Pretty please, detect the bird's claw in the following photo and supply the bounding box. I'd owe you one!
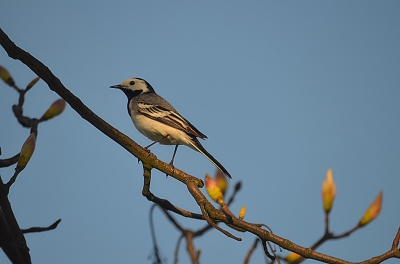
[165,161,175,178]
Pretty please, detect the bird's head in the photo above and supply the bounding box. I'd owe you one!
[110,77,155,98]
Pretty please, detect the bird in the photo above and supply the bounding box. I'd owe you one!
[110,77,231,178]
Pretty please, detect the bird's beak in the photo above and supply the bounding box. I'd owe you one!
[110,84,122,89]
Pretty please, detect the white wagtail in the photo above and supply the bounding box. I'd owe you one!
[110,78,231,178]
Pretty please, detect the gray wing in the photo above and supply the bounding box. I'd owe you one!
[137,100,207,139]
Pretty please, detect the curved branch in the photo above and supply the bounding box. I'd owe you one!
[0,153,20,168]
[142,164,204,219]
[173,235,183,264]
[22,219,61,234]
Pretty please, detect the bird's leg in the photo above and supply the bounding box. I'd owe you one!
[138,135,169,164]
[169,145,179,166]
[144,135,169,150]
[166,145,179,177]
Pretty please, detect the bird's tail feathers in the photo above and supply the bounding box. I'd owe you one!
[188,138,232,179]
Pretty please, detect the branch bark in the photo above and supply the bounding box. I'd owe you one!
[0,177,31,264]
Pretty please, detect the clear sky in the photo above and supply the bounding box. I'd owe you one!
[1,1,399,263]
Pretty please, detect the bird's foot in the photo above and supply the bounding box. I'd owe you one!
[166,161,175,178]
[137,148,153,164]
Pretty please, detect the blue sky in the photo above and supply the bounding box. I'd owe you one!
[1,1,399,263]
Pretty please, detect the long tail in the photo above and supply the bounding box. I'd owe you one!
[188,138,232,179]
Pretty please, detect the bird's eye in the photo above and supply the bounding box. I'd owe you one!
[130,81,135,85]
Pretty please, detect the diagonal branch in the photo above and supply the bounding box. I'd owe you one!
[0,210,21,264]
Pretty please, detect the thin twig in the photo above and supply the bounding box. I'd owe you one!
[22,219,61,234]
[244,238,259,264]
[199,202,241,241]
[159,207,185,233]
[184,230,198,264]
[173,235,183,264]
[0,153,20,168]
[148,205,165,264]
[142,165,204,219]
[226,181,242,206]
[291,221,361,263]
[261,239,275,261]
[391,227,400,249]
[6,168,22,189]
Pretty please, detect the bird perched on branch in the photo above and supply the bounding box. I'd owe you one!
[110,77,231,178]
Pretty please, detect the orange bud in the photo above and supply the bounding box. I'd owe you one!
[285,252,301,262]
[205,174,224,205]
[17,133,36,169]
[359,191,383,227]
[0,66,15,86]
[239,206,246,220]
[215,169,228,195]
[322,168,336,213]
[40,99,66,121]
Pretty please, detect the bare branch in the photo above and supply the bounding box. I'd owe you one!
[0,177,31,264]
[22,219,61,234]
[243,238,259,264]
[261,239,275,261]
[173,235,183,264]
[184,231,198,264]
[391,227,400,250]
[0,153,20,168]
[0,210,20,264]
[142,165,204,219]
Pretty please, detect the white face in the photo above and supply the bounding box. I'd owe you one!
[119,78,151,93]
[110,77,155,97]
